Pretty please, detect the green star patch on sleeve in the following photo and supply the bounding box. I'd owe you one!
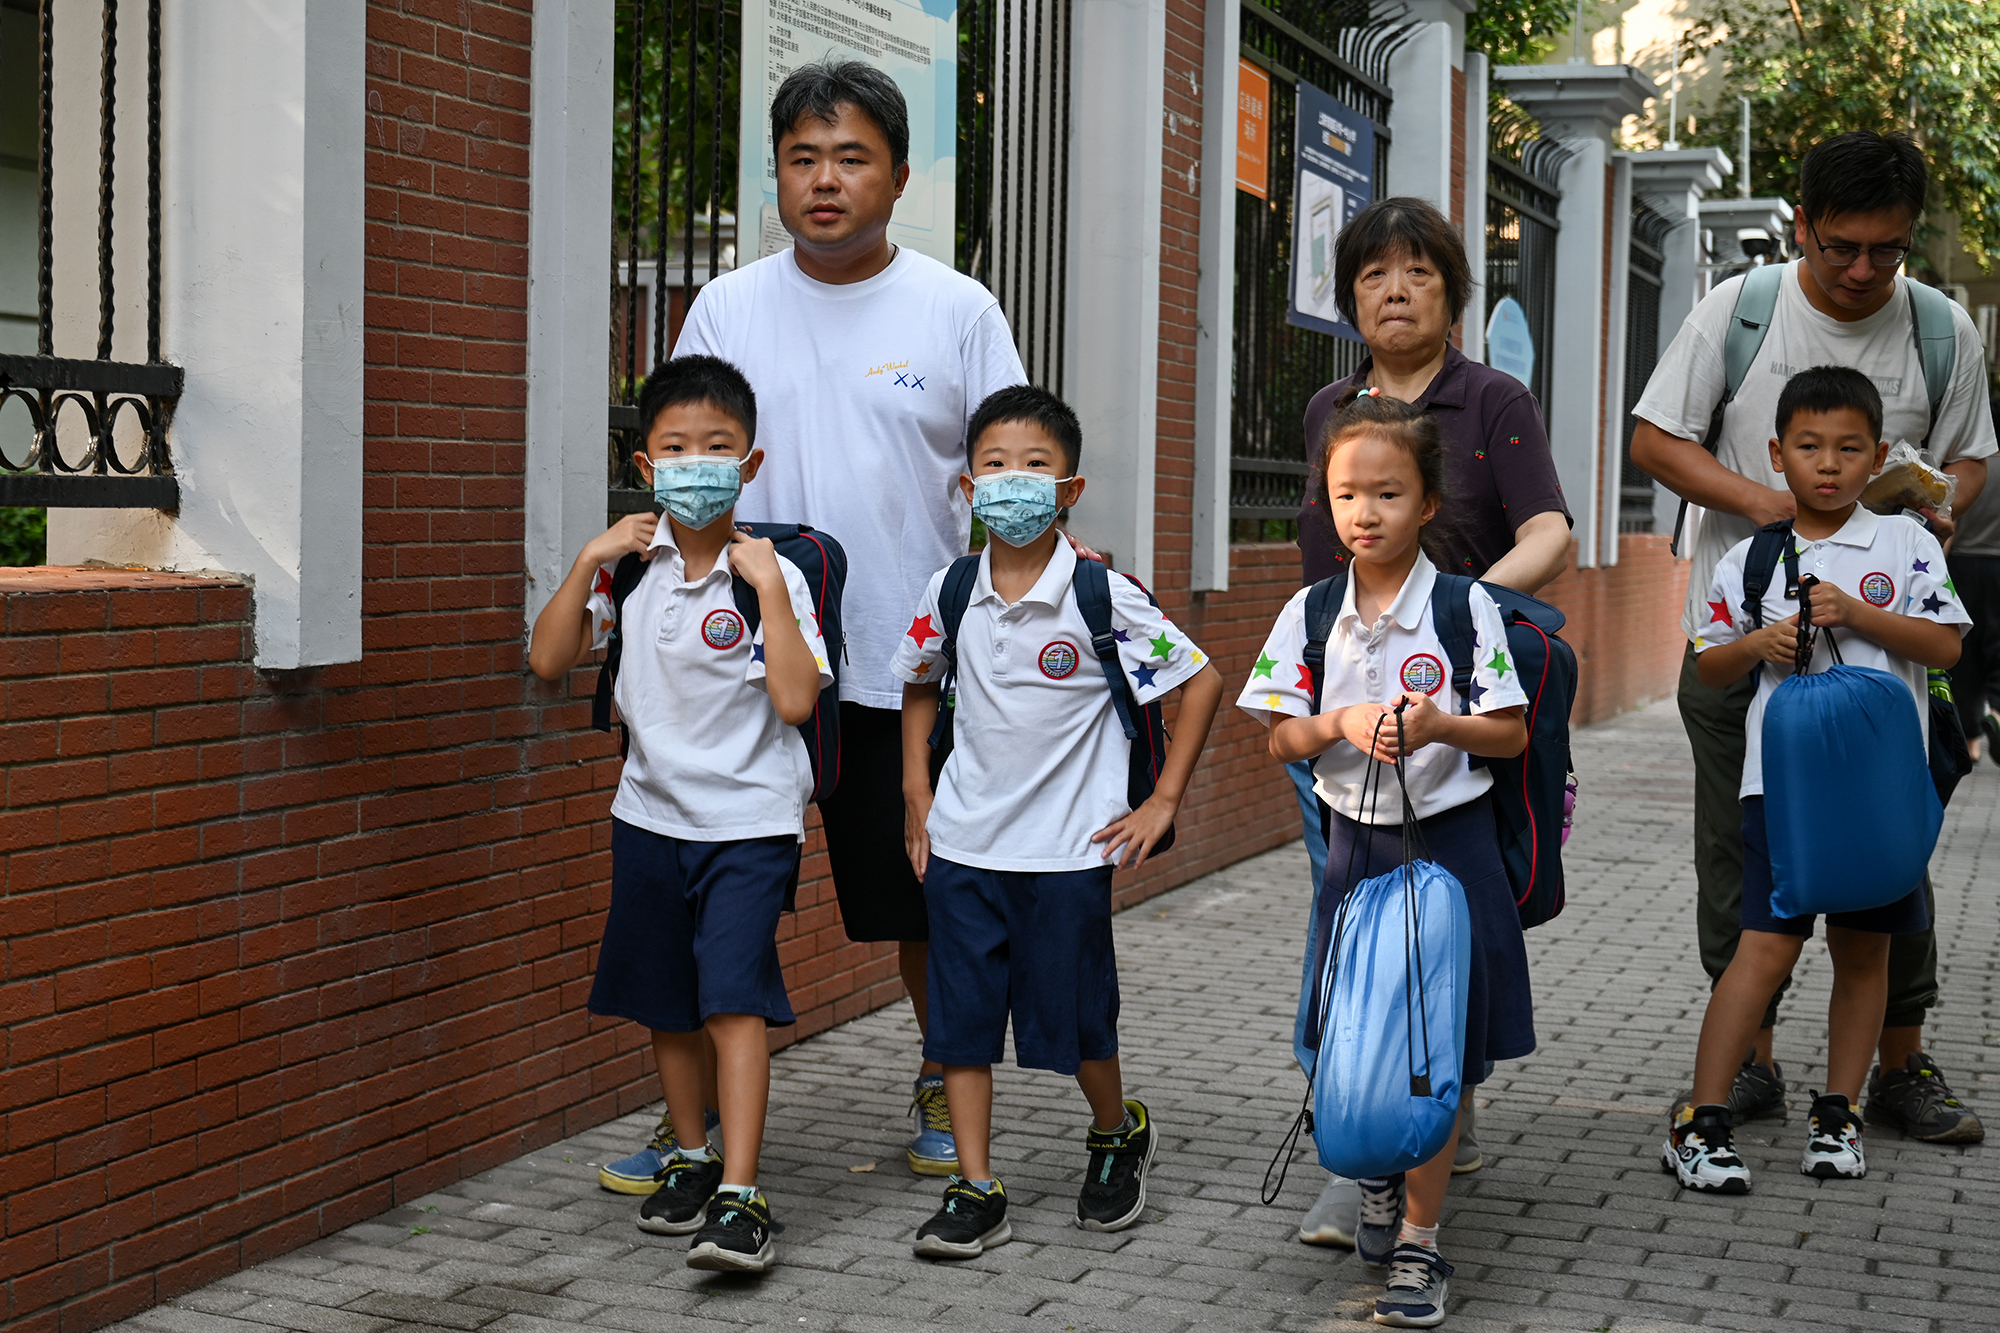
[1486,647,1512,678]
[1252,651,1277,679]
[1147,631,1176,661]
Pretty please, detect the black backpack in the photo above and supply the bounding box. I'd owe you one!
[591,522,847,802]
[1301,569,1577,929]
[927,555,1176,854]
[1737,519,1972,806]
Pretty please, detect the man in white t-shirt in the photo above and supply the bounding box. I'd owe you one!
[672,60,1027,1176]
[1632,131,1994,1145]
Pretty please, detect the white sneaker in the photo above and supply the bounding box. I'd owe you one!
[1662,1106,1751,1194]
[1297,1173,1360,1247]
[1800,1093,1866,1180]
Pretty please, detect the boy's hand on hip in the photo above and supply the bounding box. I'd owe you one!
[726,528,783,590]
[1091,794,1177,871]
[583,512,658,568]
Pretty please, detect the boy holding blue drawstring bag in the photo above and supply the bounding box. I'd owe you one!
[1240,391,1535,1329]
[1670,366,1966,1195]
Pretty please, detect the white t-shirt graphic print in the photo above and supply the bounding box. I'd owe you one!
[673,246,1027,708]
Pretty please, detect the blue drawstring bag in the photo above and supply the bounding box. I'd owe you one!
[1761,580,1941,918]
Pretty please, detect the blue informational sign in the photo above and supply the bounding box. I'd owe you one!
[1288,80,1375,342]
[1484,296,1536,388]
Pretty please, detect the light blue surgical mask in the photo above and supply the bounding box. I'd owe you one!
[972,470,1070,547]
[652,455,743,530]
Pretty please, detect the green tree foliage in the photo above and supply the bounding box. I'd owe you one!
[0,508,47,567]
[1468,0,1582,67]
[1685,0,2000,270]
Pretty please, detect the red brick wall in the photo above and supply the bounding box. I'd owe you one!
[1540,535,1691,726]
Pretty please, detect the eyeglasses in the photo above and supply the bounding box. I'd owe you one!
[1806,220,1910,271]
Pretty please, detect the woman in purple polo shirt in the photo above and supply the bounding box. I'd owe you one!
[1289,197,1571,1251]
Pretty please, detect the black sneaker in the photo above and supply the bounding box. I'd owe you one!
[913,1177,1011,1259]
[1671,1058,1785,1128]
[1980,710,2000,767]
[1800,1092,1866,1179]
[635,1151,724,1235]
[686,1188,776,1272]
[1865,1052,1986,1144]
[1075,1099,1157,1232]
[1661,1105,1751,1194]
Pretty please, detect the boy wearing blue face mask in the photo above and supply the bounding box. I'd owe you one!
[528,355,830,1274]
[890,385,1226,1257]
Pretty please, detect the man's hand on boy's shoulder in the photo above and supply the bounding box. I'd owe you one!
[583,512,659,569]
[726,527,786,591]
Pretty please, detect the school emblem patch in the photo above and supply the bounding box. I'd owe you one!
[1039,639,1080,679]
[701,608,746,650]
[1859,572,1896,607]
[1400,653,1445,696]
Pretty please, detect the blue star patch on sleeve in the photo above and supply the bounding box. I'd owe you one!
[1468,677,1487,705]
[1913,557,1931,573]
[1921,593,1947,614]
[753,642,766,663]
[1132,663,1159,688]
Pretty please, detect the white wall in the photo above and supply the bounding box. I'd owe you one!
[47,0,365,669]
[1064,0,1167,581]
[1190,0,1237,592]
[524,0,615,637]
[1545,139,1608,568]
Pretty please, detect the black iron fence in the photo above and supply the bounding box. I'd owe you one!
[0,0,181,511]
[1483,99,1565,415]
[606,0,1071,513]
[1229,0,1403,538]
[1620,199,1672,534]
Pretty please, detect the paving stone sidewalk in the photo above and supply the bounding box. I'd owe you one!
[112,700,1999,1333]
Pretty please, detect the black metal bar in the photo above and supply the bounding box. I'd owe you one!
[1237,45,1391,142]
[0,473,179,509]
[708,0,721,282]
[607,487,659,514]
[0,353,184,396]
[655,0,672,366]
[98,0,118,361]
[1028,0,1043,385]
[625,0,645,400]
[36,0,53,357]
[683,0,695,300]
[1054,0,1069,395]
[1239,1,1394,104]
[1485,185,1559,231]
[1006,0,1022,367]
[147,0,161,365]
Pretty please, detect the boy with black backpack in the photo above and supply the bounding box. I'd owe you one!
[892,386,1223,1258]
[527,355,836,1273]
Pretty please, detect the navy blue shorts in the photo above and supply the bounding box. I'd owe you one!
[921,857,1119,1075]
[1740,797,1930,936]
[587,818,798,1031]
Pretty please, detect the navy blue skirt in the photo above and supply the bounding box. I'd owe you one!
[1311,795,1537,1088]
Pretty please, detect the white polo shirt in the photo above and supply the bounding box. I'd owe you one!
[1695,507,1967,798]
[586,530,832,842]
[1237,554,1528,824]
[889,541,1208,872]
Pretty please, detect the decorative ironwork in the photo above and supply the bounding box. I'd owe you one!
[1230,0,1407,531]
[1620,199,1672,534]
[1484,98,1567,415]
[0,0,180,511]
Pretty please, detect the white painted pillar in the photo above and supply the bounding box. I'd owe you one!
[48,0,366,668]
[1600,152,1632,566]
[1385,23,1454,211]
[525,0,615,637]
[1461,49,1489,362]
[1492,64,1656,570]
[1064,0,1167,581]
[1190,0,1237,592]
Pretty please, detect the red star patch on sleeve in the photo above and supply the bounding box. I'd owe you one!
[907,613,937,647]
[593,568,613,596]
[1295,664,1315,691]
[1707,600,1732,626]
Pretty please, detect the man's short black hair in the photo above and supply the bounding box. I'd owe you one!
[769,60,910,171]
[964,385,1082,473]
[1333,196,1473,327]
[1798,131,1927,226]
[1775,365,1884,442]
[638,355,757,444]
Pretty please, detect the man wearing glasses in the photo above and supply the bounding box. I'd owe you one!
[1632,130,1994,1145]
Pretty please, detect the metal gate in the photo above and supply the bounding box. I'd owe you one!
[1620,199,1672,534]
[605,0,1072,511]
[1483,101,1566,414]
[1230,0,1402,538]
[0,0,181,512]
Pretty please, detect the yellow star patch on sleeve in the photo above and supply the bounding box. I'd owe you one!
[1190,650,1205,666]
[1264,692,1282,709]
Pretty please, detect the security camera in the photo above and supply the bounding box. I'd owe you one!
[1737,231,1778,260]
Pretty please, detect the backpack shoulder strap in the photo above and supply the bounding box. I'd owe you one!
[1073,558,1142,741]
[1738,520,1796,630]
[1904,280,1959,432]
[936,555,982,647]
[1721,264,1785,408]
[1300,569,1347,717]
[591,552,649,734]
[1428,573,1478,719]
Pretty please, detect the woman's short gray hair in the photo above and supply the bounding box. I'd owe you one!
[1333,196,1472,328]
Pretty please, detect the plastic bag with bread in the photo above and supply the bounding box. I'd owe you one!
[1862,441,1957,518]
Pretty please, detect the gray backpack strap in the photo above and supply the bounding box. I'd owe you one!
[1670,265,1786,556]
[1904,280,1959,444]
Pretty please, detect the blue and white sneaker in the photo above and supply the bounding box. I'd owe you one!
[908,1076,959,1176]
[1355,1175,1406,1267]
[599,1107,722,1194]
[1374,1242,1454,1327]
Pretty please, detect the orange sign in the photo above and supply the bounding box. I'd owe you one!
[1236,60,1270,200]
